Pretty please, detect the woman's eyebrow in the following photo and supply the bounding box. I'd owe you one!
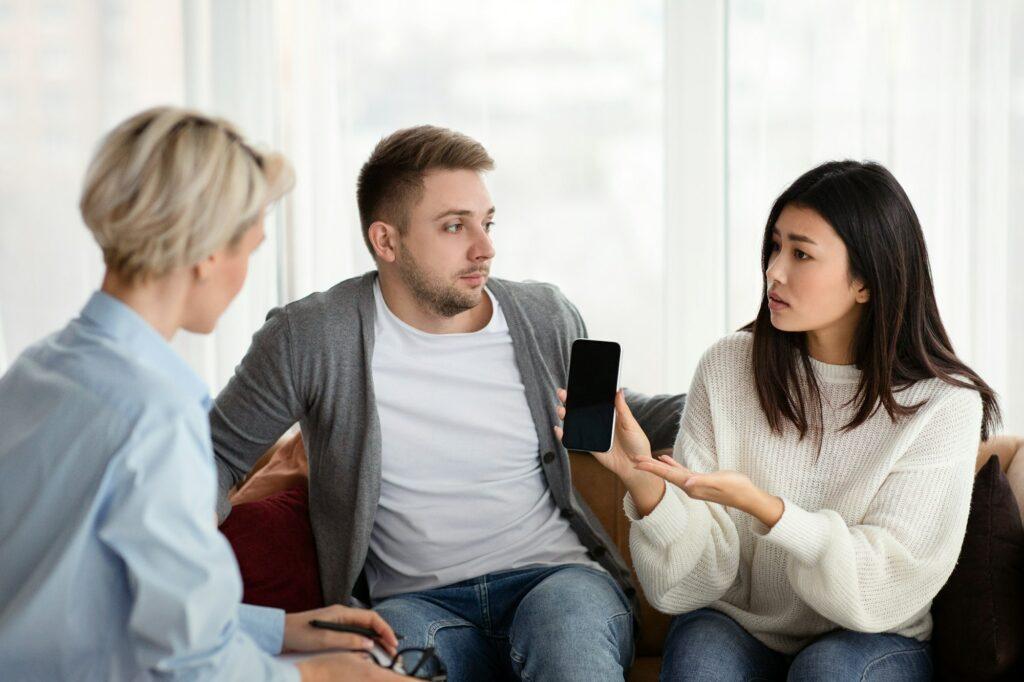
[772,226,817,245]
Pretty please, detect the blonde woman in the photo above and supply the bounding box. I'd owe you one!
[0,107,403,681]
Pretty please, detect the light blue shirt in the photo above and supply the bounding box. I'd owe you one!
[0,292,299,681]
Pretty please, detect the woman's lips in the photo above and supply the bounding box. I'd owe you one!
[767,293,789,311]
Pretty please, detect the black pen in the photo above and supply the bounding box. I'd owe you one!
[309,619,404,640]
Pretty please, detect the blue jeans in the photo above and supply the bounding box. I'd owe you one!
[373,564,634,681]
[661,608,932,681]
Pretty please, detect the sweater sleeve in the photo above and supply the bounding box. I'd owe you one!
[210,307,306,520]
[623,358,741,614]
[757,387,981,633]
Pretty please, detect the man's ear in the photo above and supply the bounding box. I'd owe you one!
[369,221,399,263]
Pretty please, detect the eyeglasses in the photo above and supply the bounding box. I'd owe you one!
[376,646,447,681]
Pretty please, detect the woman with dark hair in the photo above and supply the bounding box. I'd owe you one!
[555,160,998,680]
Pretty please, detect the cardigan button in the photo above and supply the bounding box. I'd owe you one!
[542,451,556,464]
[560,508,575,520]
[588,546,607,560]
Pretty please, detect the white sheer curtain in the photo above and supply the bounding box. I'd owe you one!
[175,0,286,392]
[269,0,668,394]
[0,0,288,392]
[2,0,1021,429]
[0,307,6,373]
[0,0,183,372]
[188,0,666,393]
[722,0,1024,432]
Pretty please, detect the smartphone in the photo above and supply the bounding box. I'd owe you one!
[560,339,621,453]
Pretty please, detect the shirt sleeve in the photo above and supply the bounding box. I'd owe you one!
[238,604,286,655]
[97,409,299,682]
[754,388,981,633]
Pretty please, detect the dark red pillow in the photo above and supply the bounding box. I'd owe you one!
[219,485,324,613]
[931,456,1024,680]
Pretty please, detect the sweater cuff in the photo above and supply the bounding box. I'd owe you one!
[759,498,832,565]
[624,483,701,548]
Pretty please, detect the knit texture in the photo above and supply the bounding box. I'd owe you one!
[625,332,982,653]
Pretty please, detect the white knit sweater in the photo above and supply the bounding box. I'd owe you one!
[625,332,982,654]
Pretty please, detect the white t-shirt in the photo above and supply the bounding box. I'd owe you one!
[366,281,598,600]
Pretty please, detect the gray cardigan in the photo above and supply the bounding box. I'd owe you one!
[211,271,685,622]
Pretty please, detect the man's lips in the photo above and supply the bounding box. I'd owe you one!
[459,272,488,285]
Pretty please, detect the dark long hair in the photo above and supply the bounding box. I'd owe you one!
[742,161,999,440]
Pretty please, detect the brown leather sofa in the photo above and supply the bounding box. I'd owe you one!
[228,435,1024,680]
[569,451,669,682]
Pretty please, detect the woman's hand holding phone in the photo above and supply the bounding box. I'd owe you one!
[554,388,668,515]
[555,387,785,525]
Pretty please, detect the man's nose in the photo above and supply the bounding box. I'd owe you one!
[470,225,495,262]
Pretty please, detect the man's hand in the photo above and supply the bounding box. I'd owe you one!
[284,604,399,655]
[635,455,785,528]
[296,652,407,682]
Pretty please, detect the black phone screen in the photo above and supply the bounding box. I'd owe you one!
[561,339,621,453]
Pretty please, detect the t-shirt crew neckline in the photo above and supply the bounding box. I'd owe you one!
[373,280,502,338]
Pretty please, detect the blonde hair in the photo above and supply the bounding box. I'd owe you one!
[80,106,295,283]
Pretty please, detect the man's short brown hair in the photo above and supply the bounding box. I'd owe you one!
[357,125,494,256]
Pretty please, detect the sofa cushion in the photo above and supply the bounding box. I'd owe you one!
[219,485,324,613]
[229,430,309,506]
[931,455,1024,680]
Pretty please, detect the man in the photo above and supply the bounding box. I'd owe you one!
[212,125,685,680]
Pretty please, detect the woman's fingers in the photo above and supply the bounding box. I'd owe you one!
[342,608,399,651]
[658,454,685,469]
[553,389,566,444]
[652,455,692,476]
[634,459,675,477]
[614,389,640,430]
[634,459,690,486]
[680,475,726,503]
[326,633,377,651]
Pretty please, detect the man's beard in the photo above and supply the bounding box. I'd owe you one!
[395,245,487,318]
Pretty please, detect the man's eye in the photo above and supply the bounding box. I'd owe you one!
[444,223,462,234]
[485,221,496,233]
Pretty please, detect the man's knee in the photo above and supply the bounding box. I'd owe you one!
[509,566,633,679]
[517,566,631,626]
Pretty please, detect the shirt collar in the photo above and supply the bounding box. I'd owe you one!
[79,291,212,410]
